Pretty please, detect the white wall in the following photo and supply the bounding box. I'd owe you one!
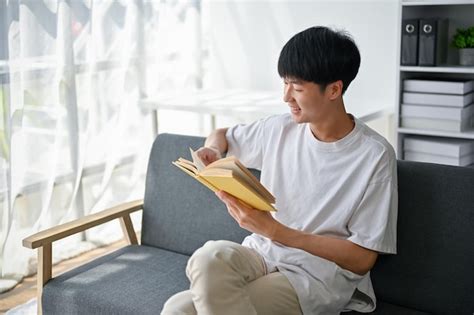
[202,0,399,121]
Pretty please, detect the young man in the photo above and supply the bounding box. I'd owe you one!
[162,26,397,315]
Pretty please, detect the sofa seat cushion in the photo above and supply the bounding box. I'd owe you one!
[42,245,190,315]
[345,300,431,314]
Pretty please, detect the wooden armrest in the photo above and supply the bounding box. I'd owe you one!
[23,199,143,249]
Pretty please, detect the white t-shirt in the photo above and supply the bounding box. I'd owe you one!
[225,113,398,315]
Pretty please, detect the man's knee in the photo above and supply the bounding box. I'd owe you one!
[186,240,237,280]
[161,290,196,315]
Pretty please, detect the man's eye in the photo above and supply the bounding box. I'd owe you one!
[295,90,303,92]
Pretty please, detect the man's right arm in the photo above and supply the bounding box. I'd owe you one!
[196,128,228,165]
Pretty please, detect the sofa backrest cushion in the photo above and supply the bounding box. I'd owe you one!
[142,134,251,256]
[371,160,474,314]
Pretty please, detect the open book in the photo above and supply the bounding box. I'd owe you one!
[172,148,276,211]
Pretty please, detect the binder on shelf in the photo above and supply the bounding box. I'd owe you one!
[401,19,419,66]
[403,79,474,95]
[418,19,448,66]
[403,92,473,107]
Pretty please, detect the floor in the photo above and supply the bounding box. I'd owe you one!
[0,239,128,314]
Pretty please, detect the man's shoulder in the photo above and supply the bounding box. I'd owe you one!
[358,120,396,159]
[356,120,397,182]
[259,113,297,135]
[264,113,293,126]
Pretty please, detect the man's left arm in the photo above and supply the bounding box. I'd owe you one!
[216,191,378,276]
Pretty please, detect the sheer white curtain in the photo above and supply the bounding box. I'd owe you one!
[0,0,202,293]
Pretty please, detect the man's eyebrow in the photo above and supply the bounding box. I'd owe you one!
[284,78,304,84]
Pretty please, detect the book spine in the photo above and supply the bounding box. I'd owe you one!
[403,92,473,107]
[403,80,474,95]
[404,139,460,157]
[404,151,473,167]
[400,117,466,132]
[404,136,474,157]
[401,104,464,120]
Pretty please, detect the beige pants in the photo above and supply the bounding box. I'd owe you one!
[161,240,302,315]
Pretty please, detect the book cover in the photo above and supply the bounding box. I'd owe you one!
[403,92,473,107]
[400,117,472,132]
[404,136,474,158]
[173,149,276,212]
[401,103,474,121]
[404,151,474,167]
[403,79,474,95]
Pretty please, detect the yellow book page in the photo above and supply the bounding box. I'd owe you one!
[172,162,218,192]
[202,174,276,212]
[175,159,198,175]
[189,148,206,171]
[232,159,275,203]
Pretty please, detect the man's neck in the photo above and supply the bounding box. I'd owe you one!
[309,109,355,143]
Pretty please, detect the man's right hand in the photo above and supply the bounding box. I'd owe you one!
[195,147,222,166]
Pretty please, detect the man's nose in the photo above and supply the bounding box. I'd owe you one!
[283,85,294,103]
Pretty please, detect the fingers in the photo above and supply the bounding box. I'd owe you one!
[216,191,240,208]
[215,191,238,216]
[224,199,246,228]
[216,191,252,216]
[226,203,240,221]
[196,147,221,165]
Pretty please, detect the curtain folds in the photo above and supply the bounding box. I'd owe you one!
[0,0,202,293]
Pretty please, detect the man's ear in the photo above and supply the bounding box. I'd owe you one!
[327,80,343,100]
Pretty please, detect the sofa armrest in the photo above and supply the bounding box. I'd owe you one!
[22,199,143,315]
[23,199,143,249]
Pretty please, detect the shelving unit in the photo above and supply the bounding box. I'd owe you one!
[395,1,474,160]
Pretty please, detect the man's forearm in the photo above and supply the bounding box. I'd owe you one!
[270,222,378,275]
[204,128,228,155]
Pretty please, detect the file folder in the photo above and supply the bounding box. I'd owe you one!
[401,19,419,66]
[418,19,448,66]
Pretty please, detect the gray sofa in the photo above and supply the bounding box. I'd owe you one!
[26,133,474,314]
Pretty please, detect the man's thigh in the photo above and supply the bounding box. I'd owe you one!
[246,272,302,315]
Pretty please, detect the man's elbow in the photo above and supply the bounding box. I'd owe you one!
[357,250,379,275]
[353,250,378,276]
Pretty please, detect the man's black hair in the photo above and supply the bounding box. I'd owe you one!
[278,26,360,95]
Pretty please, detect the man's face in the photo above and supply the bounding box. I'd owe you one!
[282,77,329,124]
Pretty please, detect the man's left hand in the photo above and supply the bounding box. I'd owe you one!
[215,191,278,239]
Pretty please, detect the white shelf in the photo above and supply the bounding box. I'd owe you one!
[400,66,474,74]
[402,0,474,6]
[397,0,474,164]
[398,127,474,139]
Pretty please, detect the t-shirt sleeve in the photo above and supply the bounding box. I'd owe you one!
[347,164,398,255]
[225,118,267,170]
